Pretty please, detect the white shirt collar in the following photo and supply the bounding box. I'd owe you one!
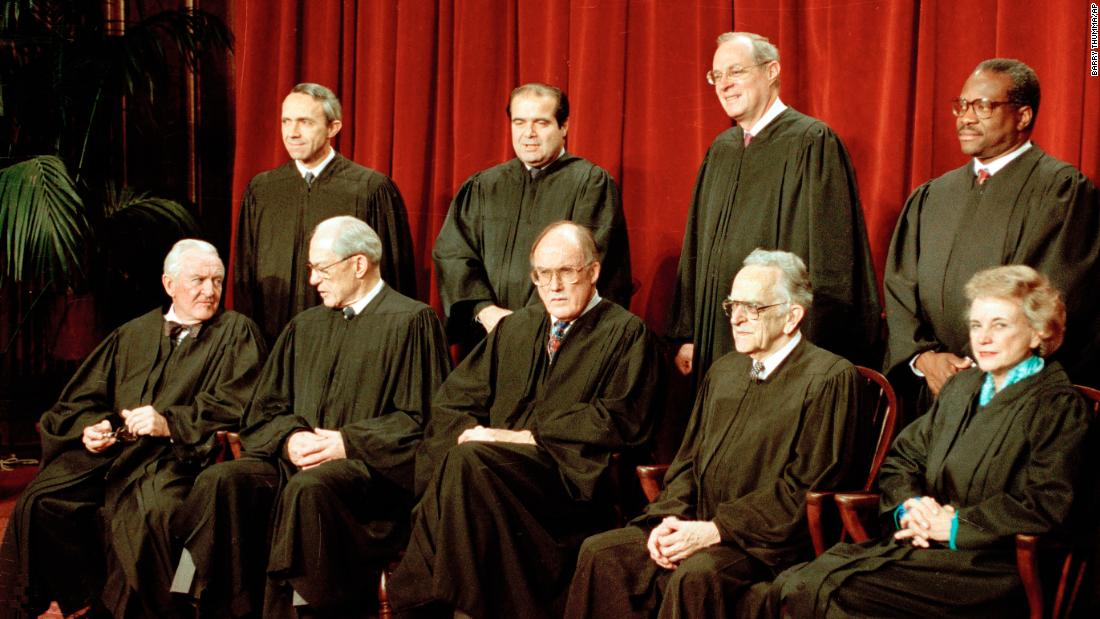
[550,292,602,326]
[743,97,788,138]
[524,148,567,172]
[756,331,802,380]
[972,141,1031,177]
[295,146,337,178]
[343,279,385,317]
[165,305,201,326]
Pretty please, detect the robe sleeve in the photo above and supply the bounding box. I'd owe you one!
[883,183,939,375]
[361,177,418,300]
[576,167,632,308]
[712,367,863,553]
[432,175,495,329]
[953,388,1090,549]
[233,181,259,317]
[160,316,267,466]
[340,308,450,490]
[238,324,311,458]
[666,146,715,342]
[528,320,663,502]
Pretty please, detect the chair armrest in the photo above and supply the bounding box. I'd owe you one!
[226,432,242,460]
[806,491,837,556]
[635,464,670,503]
[835,492,881,543]
[1016,534,1044,619]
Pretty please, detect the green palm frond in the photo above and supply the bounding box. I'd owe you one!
[0,155,89,284]
[103,185,200,236]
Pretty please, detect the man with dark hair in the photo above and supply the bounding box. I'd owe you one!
[432,82,632,351]
[235,82,417,343]
[0,240,266,619]
[172,216,449,618]
[884,57,1100,418]
[668,31,881,391]
[390,221,662,618]
[566,249,865,619]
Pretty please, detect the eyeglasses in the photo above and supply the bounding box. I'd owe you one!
[706,62,769,85]
[530,263,592,287]
[103,426,138,443]
[305,255,357,279]
[722,299,787,320]
[950,97,1018,119]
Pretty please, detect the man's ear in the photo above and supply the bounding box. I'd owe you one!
[327,119,343,139]
[783,304,805,335]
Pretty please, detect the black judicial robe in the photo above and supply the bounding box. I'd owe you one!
[172,285,449,617]
[776,363,1091,618]
[0,309,265,618]
[390,299,663,619]
[884,146,1100,388]
[432,154,632,342]
[234,154,416,342]
[565,340,864,619]
[667,108,882,386]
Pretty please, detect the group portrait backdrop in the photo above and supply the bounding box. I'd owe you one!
[227,0,1100,331]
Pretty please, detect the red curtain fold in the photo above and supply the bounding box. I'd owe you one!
[227,0,1100,332]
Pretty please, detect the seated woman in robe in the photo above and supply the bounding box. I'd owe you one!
[771,264,1092,618]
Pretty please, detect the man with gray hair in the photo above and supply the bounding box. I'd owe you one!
[0,239,266,618]
[668,32,881,392]
[172,216,449,618]
[235,82,416,344]
[566,248,866,619]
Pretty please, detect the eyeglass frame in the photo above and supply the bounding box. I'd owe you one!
[950,97,1020,119]
[706,61,771,86]
[722,298,788,321]
[305,254,360,279]
[530,262,595,287]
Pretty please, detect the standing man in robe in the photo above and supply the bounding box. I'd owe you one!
[884,58,1100,419]
[172,216,449,619]
[565,249,865,619]
[0,240,266,619]
[432,83,632,351]
[389,221,662,619]
[668,32,881,391]
[234,82,416,343]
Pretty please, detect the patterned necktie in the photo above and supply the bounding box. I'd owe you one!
[547,320,570,359]
[304,171,316,187]
[341,306,356,321]
[750,360,765,382]
[976,168,991,185]
[743,132,754,148]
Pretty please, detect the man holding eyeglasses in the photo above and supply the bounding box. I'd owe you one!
[566,249,864,619]
[388,221,662,619]
[884,58,1100,418]
[668,32,881,394]
[171,216,448,618]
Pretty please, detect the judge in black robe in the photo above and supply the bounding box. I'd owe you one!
[667,33,881,390]
[172,216,448,619]
[0,241,266,619]
[566,250,865,619]
[885,60,1100,421]
[389,221,662,619]
[234,84,416,343]
[432,83,631,348]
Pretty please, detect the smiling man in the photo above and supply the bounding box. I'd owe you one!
[884,58,1100,419]
[432,83,632,354]
[668,32,881,394]
[0,240,266,619]
[235,82,415,344]
[389,221,663,619]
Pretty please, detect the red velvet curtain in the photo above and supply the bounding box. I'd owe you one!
[227,0,1100,332]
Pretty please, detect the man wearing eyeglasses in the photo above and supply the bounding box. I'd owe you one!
[388,221,662,619]
[433,83,632,355]
[668,32,881,394]
[234,82,416,344]
[566,249,864,619]
[171,216,449,618]
[884,58,1100,418]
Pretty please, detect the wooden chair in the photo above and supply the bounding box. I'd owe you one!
[835,384,1100,619]
[213,430,242,462]
[635,365,898,557]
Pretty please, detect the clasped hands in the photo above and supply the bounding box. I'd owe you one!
[895,496,955,548]
[646,516,721,570]
[286,428,346,469]
[82,405,170,453]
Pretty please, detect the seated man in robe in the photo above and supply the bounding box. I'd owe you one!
[170,216,449,619]
[0,240,266,619]
[565,249,865,619]
[388,221,664,619]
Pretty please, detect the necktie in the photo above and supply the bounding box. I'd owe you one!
[547,320,570,359]
[529,167,541,180]
[743,132,754,148]
[976,169,991,185]
[750,360,765,382]
[341,306,356,320]
[304,171,316,187]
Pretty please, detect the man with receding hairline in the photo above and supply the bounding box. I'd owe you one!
[390,221,662,619]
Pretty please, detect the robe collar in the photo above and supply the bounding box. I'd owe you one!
[295,146,337,179]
